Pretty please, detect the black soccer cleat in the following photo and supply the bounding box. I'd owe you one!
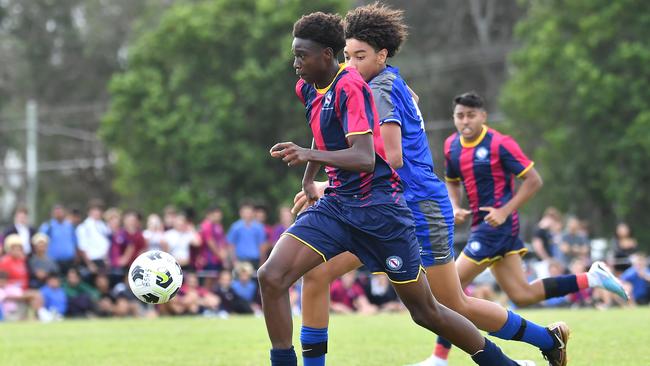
[542,322,570,366]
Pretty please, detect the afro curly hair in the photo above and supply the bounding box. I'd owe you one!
[293,12,345,55]
[344,2,408,58]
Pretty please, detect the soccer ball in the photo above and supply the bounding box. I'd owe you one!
[128,250,183,304]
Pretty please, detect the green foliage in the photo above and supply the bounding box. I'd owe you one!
[501,0,650,244]
[102,0,348,217]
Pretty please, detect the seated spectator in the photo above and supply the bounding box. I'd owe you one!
[39,204,78,275]
[143,214,168,252]
[28,233,60,288]
[164,272,220,316]
[612,222,638,274]
[566,258,592,307]
[63,268,99,318]
[621,253,650,305]
[531,207,563,278]
[95,274,140,317]
[363,274,402,312]
[213,270,255,315]
[0,270,47,321]
[330,271,377,315]
[231,262,261,315]
[164,213,201,269]
[40,273,67,320]
[3,206,36,256]
[0,234,30,289]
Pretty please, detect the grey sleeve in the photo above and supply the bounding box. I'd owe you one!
[371,78,401,125]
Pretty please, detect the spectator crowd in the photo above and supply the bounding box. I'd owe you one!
[0,201,647,323]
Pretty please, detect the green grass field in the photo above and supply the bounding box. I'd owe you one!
[1,308,648,365]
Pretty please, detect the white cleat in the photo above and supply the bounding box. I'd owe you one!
[403,355,445,366]
[588,261,629,301]
[515,361,536,366]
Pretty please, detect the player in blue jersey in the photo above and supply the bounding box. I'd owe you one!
[260,11,523,366]
[289,4,578,366]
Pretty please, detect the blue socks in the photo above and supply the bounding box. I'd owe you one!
[471,338,518,366]
[300,326,328,366]
[489,310,555,351]
[270,346,297,366]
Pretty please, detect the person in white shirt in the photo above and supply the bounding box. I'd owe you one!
[75,200,111,274]
[163,213,200,268]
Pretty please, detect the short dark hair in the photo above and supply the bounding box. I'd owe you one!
[344,2,408,58]
[293,12,345,54]
[453,92,485,110]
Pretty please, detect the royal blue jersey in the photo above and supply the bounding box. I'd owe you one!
[368,66,448,204]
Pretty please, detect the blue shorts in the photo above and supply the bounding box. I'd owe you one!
[461,222,528,266]
[407,199,454,267]
[285,195,423,283]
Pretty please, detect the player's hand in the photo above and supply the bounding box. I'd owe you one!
[292,181,328,214]
[453,207,471,224]
[479,206,509,227]
[270,142,311,167]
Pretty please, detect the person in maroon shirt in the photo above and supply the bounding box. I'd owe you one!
[329,271,376,315]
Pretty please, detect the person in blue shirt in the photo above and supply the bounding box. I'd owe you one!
[226,202,266,269]
[621,253,650,305]
[40,273,67,318]
[39,205,78,274]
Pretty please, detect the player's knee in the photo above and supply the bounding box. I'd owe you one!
[408,300,444,332]
[257,263,289,293]
[509,291,536,307]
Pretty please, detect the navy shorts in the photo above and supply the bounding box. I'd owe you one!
[462,221,528,266]
[407,199,455,267]
[285,195,423,283]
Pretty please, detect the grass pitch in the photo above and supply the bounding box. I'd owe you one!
[1,308,648,365]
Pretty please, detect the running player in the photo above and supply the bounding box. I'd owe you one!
[291,4,571,366]
[427,91,629,366]
[260,11,523,366]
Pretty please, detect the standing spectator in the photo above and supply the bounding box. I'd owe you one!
[198,206,228,287]
[28,233,60,289]
[329,271,377,315]
[621,253,650,305]
[254,205,273,265]
[67,208,83,227]
[558,216,591,266]
[231,262,261,315]
[612,222,638,274]
[76,200,111,276]
[39,204,78,274]
[143,214,168,252]
[227,202,265,269]
[63,267,99,317]
[3,206,36,256]
[531,207,563,278]
[123,212,146,265]
[264,205,295,262]
[106,208,127,283]
[40,273,67,320]
[163,205,178,230]
[164,213,200,269]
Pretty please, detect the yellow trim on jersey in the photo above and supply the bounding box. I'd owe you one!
[460,125,488,148]
[445,176,461,182]
[371,265,426,284]
[516,162,535,178]
[460,248,529,267]
[281,233,327,263]
[316,63,347,94]
[345,129,372,138]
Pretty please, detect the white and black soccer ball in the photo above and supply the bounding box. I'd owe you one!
[128,250,183,304]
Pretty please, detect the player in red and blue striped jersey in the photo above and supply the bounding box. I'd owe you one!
[434,92,629,366]
[259,11,523,366]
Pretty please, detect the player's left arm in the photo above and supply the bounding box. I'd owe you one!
[481,136,543,227]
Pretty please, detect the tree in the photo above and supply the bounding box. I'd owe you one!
[102,0,348,218]
[500,0,650,245]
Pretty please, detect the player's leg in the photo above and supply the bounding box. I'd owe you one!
[392,272,519,366]
[300,252,362,366]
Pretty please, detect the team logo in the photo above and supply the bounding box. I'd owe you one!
[323,91,333,109]
[475,147,489,161]
[386,255,403,271]
[469,241,482,253]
